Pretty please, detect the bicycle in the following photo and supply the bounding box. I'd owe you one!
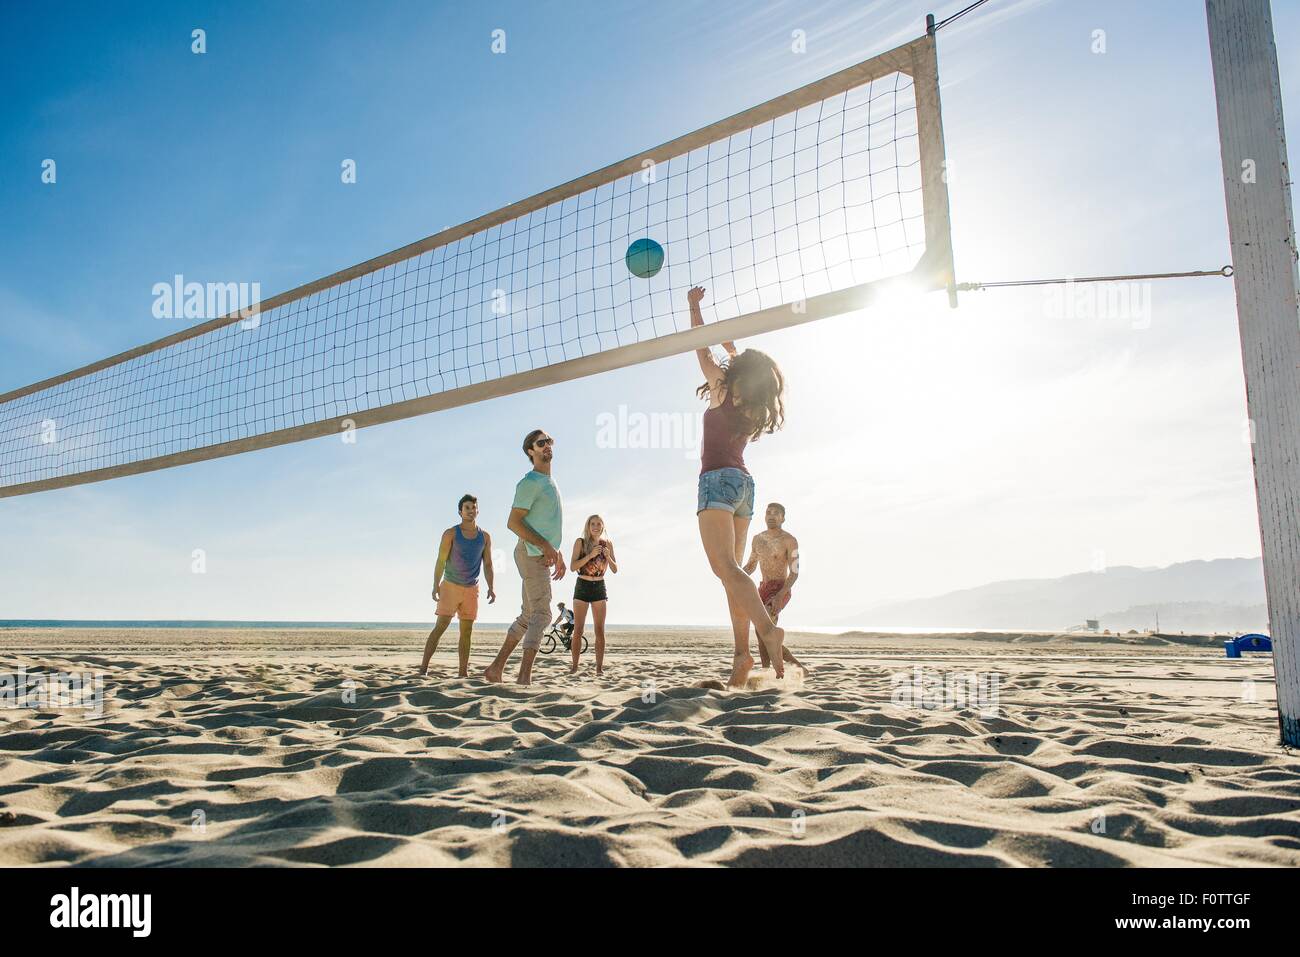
[539,623,589,655]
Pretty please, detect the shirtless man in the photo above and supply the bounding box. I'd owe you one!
[743,502,805,672]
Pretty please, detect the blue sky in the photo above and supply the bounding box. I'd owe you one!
[1,0,1296,625]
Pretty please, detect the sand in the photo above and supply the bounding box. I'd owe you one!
[0,627,1297,867]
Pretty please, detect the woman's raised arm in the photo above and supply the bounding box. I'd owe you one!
[689,285,725,396]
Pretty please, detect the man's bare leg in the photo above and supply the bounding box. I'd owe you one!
[456,620,473,677]
[517,647,539,685]
[420,615,455,675]
[483,629,523,682]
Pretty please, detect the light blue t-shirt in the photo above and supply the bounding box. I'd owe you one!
[512,470,563,557]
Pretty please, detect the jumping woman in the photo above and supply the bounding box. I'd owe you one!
[570,514,617,675]
[688,285,787,687]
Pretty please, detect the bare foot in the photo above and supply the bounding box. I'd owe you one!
[596,667,604,676]
[482,665,503,683]
[418,666,429,676]
[728,652,754,688]
[457,670,468,678]
[783,649,806,674]
[758,627,785,679]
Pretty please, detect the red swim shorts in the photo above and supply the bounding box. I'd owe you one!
[759,579,791,613]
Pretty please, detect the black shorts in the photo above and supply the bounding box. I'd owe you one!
[573,577,607,603]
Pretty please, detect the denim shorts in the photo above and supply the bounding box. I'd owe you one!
[697,467,755,519]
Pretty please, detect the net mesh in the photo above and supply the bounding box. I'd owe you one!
[0,68,924,494]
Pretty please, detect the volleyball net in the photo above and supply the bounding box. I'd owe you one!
[0,33,953,498]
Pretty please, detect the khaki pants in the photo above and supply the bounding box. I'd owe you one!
[507,540,552,651]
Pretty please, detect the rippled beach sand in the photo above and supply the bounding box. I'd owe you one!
[0,627,1296,866]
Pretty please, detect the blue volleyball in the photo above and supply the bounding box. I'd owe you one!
[625,238,665,278]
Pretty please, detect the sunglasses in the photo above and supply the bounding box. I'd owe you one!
[534,437,554,448]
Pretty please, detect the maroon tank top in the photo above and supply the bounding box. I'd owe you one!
[700,391,751,475]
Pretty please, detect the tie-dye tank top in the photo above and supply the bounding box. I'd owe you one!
[445,525,486,586]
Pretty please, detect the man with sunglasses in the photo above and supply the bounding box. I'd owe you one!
[483,428,566,685]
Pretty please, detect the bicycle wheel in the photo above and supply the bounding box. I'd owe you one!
[581,636,589,654]
[540,634,556,655]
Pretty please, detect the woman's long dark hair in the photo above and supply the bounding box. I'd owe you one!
[697,348,786,441]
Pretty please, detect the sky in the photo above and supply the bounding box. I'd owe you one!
[1,0,1296,626]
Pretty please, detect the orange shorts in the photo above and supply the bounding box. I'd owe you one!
[436,581,479,621]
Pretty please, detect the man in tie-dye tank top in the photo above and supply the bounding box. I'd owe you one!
[420,494,496,677]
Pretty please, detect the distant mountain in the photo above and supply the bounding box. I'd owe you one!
[841,558,1267,633]
[1095,602,1267,634]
